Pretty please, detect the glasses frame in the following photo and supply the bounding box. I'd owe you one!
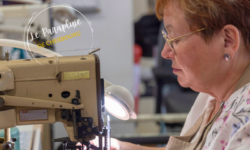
[162,27,207,54]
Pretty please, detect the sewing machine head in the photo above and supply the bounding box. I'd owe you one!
[0,54,106,149]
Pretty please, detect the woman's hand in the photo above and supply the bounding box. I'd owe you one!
[77,137,121,150]
[90,137,121,150]
[110,138,121,150]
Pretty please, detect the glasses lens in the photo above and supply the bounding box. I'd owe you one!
[162,30,167,41]
[162,30,176,53]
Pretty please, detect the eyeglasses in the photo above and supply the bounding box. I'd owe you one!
[162,28,207,54]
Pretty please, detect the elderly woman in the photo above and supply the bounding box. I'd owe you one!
[107,0,250,149]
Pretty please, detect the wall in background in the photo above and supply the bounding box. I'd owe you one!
[133,0,149,22]
[53,0,134,93]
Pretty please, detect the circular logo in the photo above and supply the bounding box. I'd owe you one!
[24,5,94,64]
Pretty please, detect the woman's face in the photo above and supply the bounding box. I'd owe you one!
[161,2,224,91]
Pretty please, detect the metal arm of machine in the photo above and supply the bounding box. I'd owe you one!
[0,95,84,109]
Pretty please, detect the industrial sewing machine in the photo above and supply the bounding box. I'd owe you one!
[0,41,137,150]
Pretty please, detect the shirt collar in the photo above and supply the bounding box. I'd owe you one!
[234,63,250,92]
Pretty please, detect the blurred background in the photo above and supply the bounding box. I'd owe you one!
[0,0,198,149]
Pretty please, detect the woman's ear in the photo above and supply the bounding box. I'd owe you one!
[221,25,240,58]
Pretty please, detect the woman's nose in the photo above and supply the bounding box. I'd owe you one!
[161,43,174,59]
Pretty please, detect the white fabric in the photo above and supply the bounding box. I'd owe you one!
[190,99,216,143]
[180,92,213,136]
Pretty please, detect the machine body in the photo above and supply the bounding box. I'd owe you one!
[0,54,105,149]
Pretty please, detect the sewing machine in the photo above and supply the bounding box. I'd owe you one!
[0,52,108,150]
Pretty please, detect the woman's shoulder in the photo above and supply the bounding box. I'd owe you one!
[221,82,250,128]
[217,86,250,149]
[203,83,250,149]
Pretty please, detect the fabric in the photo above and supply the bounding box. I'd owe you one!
[180,93,212,136]
[165,111,205,150]
[190,99,217,143]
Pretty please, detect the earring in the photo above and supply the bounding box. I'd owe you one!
[224,54,231,61]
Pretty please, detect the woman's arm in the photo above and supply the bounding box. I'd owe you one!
[89,138,166,150]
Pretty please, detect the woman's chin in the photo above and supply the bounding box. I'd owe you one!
[177,77,191,88]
